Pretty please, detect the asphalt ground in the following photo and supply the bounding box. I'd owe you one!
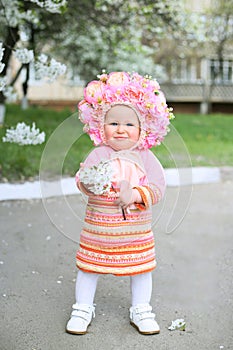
[0,180,232,350]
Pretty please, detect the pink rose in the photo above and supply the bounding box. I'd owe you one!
[131,72,144,83]
[84,80,104,104]
[147,133,157,148]
[88,128,102,146]
[78,102,93,124]
[154,91,167,113]
[150,79,160,91]
[124,84,145,103]
[141,133,157,149]
[107,72,130,87]
[102,86,118,103]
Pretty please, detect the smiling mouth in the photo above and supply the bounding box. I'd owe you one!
[114,137,128,141]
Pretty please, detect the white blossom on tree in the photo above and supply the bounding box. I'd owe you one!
[14,48,34,64]
[34,55,67,82]
[29,0,67,14]
[0,76,7,91]
[0,0,38,27]
[2,86,17,102]
[0,42,5,73]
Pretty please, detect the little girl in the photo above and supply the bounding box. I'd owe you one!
[66,71,174,335]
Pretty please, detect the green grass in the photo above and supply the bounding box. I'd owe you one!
[0,104,232,182]
[155,113,233,168]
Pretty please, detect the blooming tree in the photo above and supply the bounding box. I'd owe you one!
[0,0,67,123]
[50,0,188,83]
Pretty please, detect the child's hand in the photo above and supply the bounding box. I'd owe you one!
[115,180,142,209]
[80,182,95,193]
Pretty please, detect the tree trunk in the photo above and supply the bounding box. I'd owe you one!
[21,64,30,110]
[0,103,6,125]
[0,91,6,124]
[0,26,19,124]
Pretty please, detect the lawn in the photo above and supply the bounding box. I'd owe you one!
[0,104,232,182]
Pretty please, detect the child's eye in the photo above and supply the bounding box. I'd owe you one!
[110,122,118,126]
[126,123,134,127]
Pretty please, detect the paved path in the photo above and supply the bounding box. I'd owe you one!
[0,174,232,349]
[0,167,223,201]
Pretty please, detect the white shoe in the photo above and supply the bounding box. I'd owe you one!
[66,303,95,335]
[130,303,160,335]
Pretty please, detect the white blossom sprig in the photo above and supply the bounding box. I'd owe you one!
[0,0,67,28]
[2,122,46,146]
[0,0,38,28]
[0,62,5,74]
[34,54,66,82]
[0,77,7,91]
[29,0,67,14]
[0,42,4,61]
[168,319,186,331]
[2,86,18,102]
[0,42,5,73]
[79,160,113,195]
[14,48,34,64]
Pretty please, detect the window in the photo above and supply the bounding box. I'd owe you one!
[170,58,201,83]
[210,59,233,83]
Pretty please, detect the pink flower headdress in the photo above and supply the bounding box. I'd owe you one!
[78,71,174,149]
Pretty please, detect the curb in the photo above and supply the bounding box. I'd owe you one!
[0,167,226,202]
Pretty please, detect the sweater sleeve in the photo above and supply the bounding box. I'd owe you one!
[133,150,166,210]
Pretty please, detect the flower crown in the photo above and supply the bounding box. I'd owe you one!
[78,71,174,149]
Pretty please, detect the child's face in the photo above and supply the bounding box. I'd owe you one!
[104,105,140,150]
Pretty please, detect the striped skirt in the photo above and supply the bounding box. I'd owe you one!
[76,195,156,276]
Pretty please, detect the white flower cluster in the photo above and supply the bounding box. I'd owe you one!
[0,0,67,28]
[168,319,186,331]
[2,122,46,146]
[14,48,34,64]
[0,42,5,74]
[34,54,66,82]
[2,86,18,102]
[79,161,113,195]
[0,77,7,92]
[0,0,38,28]
[29,0,67,13]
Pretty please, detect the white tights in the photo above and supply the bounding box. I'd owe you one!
[75,270,152,306]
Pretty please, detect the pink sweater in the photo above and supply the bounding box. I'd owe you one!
[76,145,166,202]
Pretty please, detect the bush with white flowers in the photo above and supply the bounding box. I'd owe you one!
[2,122,46,146]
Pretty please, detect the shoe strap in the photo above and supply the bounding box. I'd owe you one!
[131,304,155,321]
[134,304,152,314]
[71,304,95,320]
[137,311,155,321]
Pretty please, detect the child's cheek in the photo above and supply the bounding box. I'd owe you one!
[104,126,112,142]
[130,128,140,142]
